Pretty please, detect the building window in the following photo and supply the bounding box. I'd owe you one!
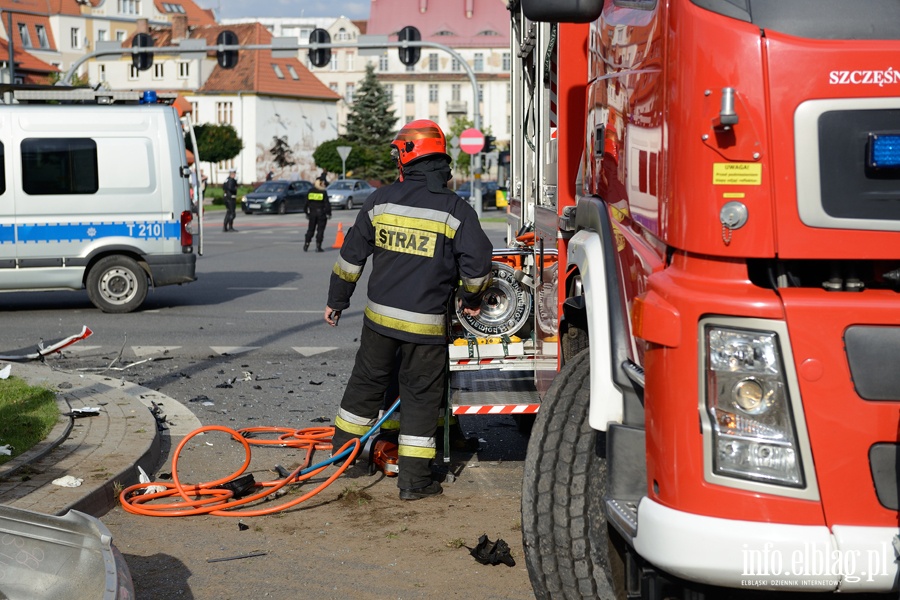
[70,28,81,49]
[507,83,511,102]
[330,54,337,72]
[378,53,388,71]
[428,53,438,72]
[346,83,355,103]
[405,84,414,103]
[336,27,350,41]
[272,64,284,79]
[97,29,108,42]
[118,0,140,15]
[474,53,484,72]
[129,64,139,79]
[18,24,31,48]
[384,84,393,102]
[478,83,484,102]
[287,65,299,80]
[329,82,339,93]
[428,84,438,103]
[98,64,106,82]
[217,159,235,171]
[216,102,233,125]
[22,138,98,195]
[346,52,354,71]
[406,63,415,73]
[452,84,461,101]
[189,102,198,123]
[36,25,49,49]
[116,30,126,42]
[178,62,189,79]
[153,63,164,79]
[451,58,461,72]
[502,52,510,71]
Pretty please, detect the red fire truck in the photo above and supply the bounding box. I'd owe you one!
[451,0,900,597]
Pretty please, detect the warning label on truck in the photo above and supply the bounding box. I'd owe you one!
[713,163,762,186]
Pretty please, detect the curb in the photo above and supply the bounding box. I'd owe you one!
[0,361,199,518]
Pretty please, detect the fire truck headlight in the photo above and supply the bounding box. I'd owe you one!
[706,326,804,487]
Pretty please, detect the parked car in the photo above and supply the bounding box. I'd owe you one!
[242,180,312,214]
[455,180,500,209]
[327,179,377,210]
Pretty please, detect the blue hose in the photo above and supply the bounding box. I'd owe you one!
[299,399,400,476]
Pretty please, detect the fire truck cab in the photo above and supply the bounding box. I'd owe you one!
[511,0,900,597]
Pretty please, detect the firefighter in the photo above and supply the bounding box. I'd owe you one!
[305,172,331,252]
[324,119,493,500]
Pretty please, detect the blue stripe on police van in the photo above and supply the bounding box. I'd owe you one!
[0,224,13,244]
[16,221,180,243]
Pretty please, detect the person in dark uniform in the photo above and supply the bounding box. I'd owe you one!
[222,170,238,232]
[305,172,331,252]
[324,119,493,501]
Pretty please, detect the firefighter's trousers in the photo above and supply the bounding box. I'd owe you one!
[332,325,447,490]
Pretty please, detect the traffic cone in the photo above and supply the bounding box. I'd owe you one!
[332,222,345,249]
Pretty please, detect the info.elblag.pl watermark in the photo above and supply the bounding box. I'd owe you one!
[740,541,896,587]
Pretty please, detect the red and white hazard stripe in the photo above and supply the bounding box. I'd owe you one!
[453,404,540,416]
[452,356,541,365]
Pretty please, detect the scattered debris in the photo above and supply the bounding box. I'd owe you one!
[310,416,331,423]
[0,326,93,362]
[137,466,166,495]
[0,444,12,456]
[469,534,516,567]
[52,475,84,488]
[238,521,249,531]
[0,364,10,379]
[201,401,215,407]
[67,407,101,418]
[206,551,266,563]
[309,380,323,386]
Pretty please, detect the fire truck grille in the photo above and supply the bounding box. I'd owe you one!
[844,325,900,400]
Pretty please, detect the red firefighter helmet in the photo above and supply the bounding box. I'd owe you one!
[390,119,449,166]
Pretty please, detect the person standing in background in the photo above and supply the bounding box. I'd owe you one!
[305,172,331,252]
[223,169,238,232]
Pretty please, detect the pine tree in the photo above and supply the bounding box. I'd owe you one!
[343,64,398,183]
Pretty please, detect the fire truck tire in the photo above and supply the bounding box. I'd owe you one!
[522,348,625,600]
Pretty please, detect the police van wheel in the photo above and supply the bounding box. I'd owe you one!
[522,348,626,600]
[87,256,149,314]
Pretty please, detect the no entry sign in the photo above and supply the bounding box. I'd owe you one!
[459,128,484,155]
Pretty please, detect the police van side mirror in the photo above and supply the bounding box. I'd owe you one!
[180,166,193,178]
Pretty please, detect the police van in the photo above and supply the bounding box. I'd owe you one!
[0,89,198,313]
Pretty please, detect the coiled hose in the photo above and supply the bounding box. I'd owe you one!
[119,400,400,517]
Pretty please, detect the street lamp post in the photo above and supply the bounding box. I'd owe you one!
[336,146,352,179]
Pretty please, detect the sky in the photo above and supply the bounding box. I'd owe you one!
[195,0,371,21]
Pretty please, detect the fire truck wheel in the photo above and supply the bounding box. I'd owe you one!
[521,348,626,600]
[86,255,149,314]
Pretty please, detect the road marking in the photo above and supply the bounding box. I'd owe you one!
[292,347,339,357]
[228,287,299,291]
[245,310,321,313]
[132,346,182,357]
[210,346,260,355]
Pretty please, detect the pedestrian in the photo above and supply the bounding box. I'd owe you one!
[222,169,238,232]
[305,171,331,252]
[324,119,493,501]
[266,170,274,181]
[200,170,208,198]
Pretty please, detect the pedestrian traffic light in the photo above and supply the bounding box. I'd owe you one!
[308,28,331,68]
[483,135,496,153]
[398,26,421,66]
[216,30,239,69]
[131,33,153,71]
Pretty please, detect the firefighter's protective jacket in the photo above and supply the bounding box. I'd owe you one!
[327,158,493,345]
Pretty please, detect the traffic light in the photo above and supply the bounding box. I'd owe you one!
[308,28,331,68]
[131,33,153,71]
[216,30,239,69]
[483,135,496,153]
[398,26,421,66]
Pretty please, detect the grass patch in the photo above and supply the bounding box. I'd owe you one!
[0,376,59,465]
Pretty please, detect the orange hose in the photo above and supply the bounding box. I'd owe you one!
[119,424,362,517]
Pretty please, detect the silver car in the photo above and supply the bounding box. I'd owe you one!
[327,179,376,210]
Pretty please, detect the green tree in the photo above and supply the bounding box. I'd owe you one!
[342,64,398,183]
[185,123,243,181]
[312,138,366,178]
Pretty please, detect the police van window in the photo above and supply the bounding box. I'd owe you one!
[0,141,5,195]
[22,138,99,195]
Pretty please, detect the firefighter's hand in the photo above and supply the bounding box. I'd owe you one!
[324,306,342,327]
[459,299,481,317]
